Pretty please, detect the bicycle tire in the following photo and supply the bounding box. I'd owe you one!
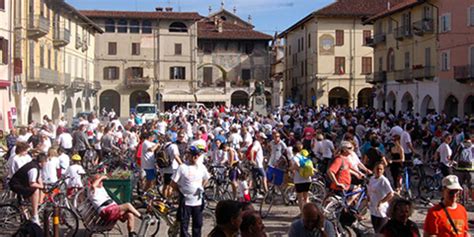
[0,204,23,235]
[259,189,274,219]
[71,188,86,209]
[322,196,341,221]
[309,181,327,204]
[146,210,161,237]
[46,206,79,237]
[284,185,297,206]
[417,176,436,201]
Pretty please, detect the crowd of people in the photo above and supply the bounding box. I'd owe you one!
[0,104,473,237]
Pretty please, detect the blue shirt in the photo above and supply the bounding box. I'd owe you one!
[288,219,336,237]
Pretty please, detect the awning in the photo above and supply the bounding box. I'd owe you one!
[161,94,196,102]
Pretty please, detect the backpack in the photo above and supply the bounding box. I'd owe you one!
[155,143,172,168]
[298,155,315,178]
[13,221,44,237]
[454,143,473,169]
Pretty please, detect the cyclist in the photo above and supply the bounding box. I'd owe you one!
[435,133,454,177]
[249,132,268,193]
[327,141,361,198]
[266,131,289,189]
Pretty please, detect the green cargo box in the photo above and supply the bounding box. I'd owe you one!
[103,179,133,204]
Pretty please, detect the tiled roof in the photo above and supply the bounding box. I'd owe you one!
[365,0,425,22]
[79,10,202,20]
[198,20,272,40]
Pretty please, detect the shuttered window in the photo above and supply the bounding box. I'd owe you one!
[362,57,372,74]
[335,57,345,75]
[131,43,140,55]
[363,30,372,45]
[0,39,8,65]
[103,67,119,80]
[335,30,344,46]
[108,42,117,55]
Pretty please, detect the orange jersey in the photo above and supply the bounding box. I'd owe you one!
[423,203,469,237]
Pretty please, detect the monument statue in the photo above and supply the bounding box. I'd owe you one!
[251,80,267,116]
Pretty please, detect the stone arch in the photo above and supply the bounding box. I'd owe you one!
[130,90,151,113]
[75,98,83,113]
[100,90,121,117]
[401,92,414,112]
[357,88,373,108]
[197,63,227,90]
[28,98,41,124]
[65,98,73,120]
[420,95,435,116]
[464,95,474,116]
[444,95,459,118]
[231,90,249,107]
[386,91,396,112]
[169,22,188,32]
[328,87,349,107]
[51,98,60,122]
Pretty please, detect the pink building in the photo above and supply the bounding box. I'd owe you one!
[437,0,474,117]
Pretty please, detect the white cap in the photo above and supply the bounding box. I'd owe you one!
[258,132,267,139]
[442,175,463,190]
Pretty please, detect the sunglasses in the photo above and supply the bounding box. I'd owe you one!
[448,190,460,195]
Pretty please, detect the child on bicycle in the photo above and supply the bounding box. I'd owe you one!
[238,170,251,202]
[64,154,85,197]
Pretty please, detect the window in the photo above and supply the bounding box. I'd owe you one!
[47,48,50,69]
[0,0,4,10]
[300,62,304,77]
[40,46,44,67]
[54,50,57,70]
[404,52,410,69]
[117,19,127,33]
[108,42,117,55]
[202,42,213,54]
[440,14,451,32]
[103,67,119,80]
[388,19,393,34]
[0,38,8,65]
[203,67,213,85]
[131,43,140,55]
[175,44,182,55]
[243,43,254,55]
[105,19,115,33]
[301,38,304,51]
[425,47,431,66]
[130,20,140,33]
[308,33,311,48]
[241,69,251,80]
[469,7,474,26]
[128,67,143,79]
[362,57,372,75]
[335,57,345,75]
[142,20,152,34]
[470,47,474,65]
[441,51,450,71]
[402,12,412,35]
[388,50,395,72]
[378,57,383,72]
[363,30,371,45]
[170,67,185,79]
[169,22,188,33]
[423,6,432,20]
[335,30,344,46]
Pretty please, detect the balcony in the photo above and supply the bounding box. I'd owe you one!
[198,80,225,88]
[63,73,71,87]
[53,28,71,48]
[453,65,474,84]
[231,80,250,87]
[413,66,435,80]
[366,71,386,84]
[394,69,413,82]
[71,77,86,91]
[125,76,151,88]
[92,81,102,91]
[413,19,434,36]
[365,33,386,47]
[394,26,412,41]
[28,15,50,38]
[27,67,60,89]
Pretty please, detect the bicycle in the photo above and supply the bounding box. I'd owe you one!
[259,181,290,219]
[204,165,233,208]
[417,161,443,202]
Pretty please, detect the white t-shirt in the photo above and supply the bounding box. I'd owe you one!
[9,154,33,178]
[292,154,312,184]
[28,168,39,183]
[228,133,243,150]
[57,133,73,149]
[238,180,250,198]
[141,140,156,170]
[347,151,361,172]
[401,131,412,154]
[65,164,86,188]
[42,157,60,184]
[367,175,393,218]
[269,141,287,168]
[172,163,210,206]
[163,143,180,174]
[437,143,452,166]
[58,153,70,175]
[318,139,334,159]
[157,121,168,135]
[252,141,264,168]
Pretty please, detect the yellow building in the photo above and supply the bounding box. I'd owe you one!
[279,0,402,108]
[12,0,101,125]
[365,0,439,115]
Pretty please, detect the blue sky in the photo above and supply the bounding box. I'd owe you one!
[68,0,335,34]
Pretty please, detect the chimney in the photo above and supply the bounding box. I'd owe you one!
[165,7,173,12]
[208,5,212,15]
[155,7,163,12]
[387,1,391,10]
[233,6,237,14]
[248,15,252,24]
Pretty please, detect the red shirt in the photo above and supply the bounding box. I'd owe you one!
[424,203,469,237]
[329,155,352,191]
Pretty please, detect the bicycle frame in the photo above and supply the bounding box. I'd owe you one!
[341,186,367,211]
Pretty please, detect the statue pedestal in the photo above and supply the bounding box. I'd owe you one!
[252,95,267,116]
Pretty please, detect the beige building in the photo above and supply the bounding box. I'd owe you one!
[0,0,13,130]
[83,7,274,115]
[279,0,403,108]
[12,0,101,125]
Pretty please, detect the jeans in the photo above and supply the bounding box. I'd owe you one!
[179,205,203,237]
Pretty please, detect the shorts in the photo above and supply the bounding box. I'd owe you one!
[252,167,265,179]
[10,184,36,198]
[144,169,157,181]
[163,173,173,185]
[266,166,284,186]
[295,183,311,193]
[230,168,240,182]
[100,203,122,222]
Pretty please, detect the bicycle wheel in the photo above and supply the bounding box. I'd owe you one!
[259,189,274,219]
[47,206,79,237]
[417,176,436,201]
[71,188,86,209]
[322,196,341,221]
[0,204,23,235]
[284,185,297,206]
[146,211,161,237]
[309,181,327,204]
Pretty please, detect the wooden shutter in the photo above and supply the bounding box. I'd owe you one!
[362,57,372,74]
[0,0,4,10]
[335,57,345,75]
[336,30,344,46]
[108,42,117,55]
[1,39,8,65]
[175,44,182,55]
[363,30,371,45]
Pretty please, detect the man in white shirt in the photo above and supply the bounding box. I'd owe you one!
[171,146,210,237]
[57,130,73,155]
[267,132,288,188]
[317,134,335,173]
[436,134,453,176]
[7,142,33,180]
[250,132,268,192]
[401,124,416,161]
[141,132,160,190]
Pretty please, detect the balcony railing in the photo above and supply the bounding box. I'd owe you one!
[231,80,250,87]
[394,69,413,82]
[198,80,225,88]
[63,73,71,87]
[394,25,412,41]
[27,67,60,88]
[365,33,386,47]
[93,81,102,91]
[71,77,86,91]
[453,65,474,84]
[413,66,435,80]
[125,76,151,88]
[366,71,386,84]
[53,28,71,47]
[413,19,434,36]
[28,15,50,38]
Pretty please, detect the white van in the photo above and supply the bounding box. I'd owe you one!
[186,102,207,110]
[135,103,158,121]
